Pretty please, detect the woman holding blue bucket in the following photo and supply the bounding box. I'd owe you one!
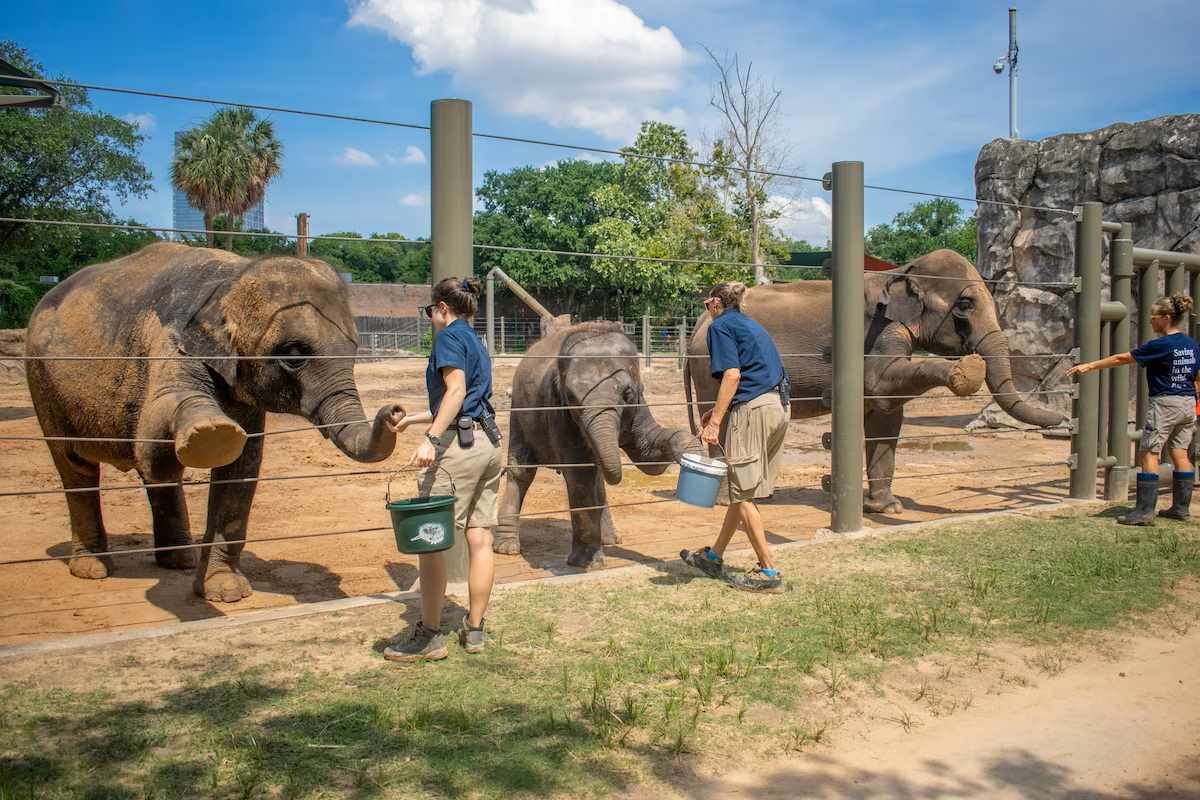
[681,282,789,593]
[383,277,503,662]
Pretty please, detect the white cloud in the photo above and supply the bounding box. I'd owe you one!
[337,146,379,167]
[348,0,690,140]
[767,195,832,245]
[384,145,427,165]
[400,192,427,207]
[122,112,155,132]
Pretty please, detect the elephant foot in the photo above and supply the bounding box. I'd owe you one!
[949,354,986,397]
[155,545,197,570]
[195,569,253,603]
[601,528,621,545]
[492,535,521,555]
[69,554,113,580]
[864,494,903,514]
[566,544,605,570]
[175,418,247,469]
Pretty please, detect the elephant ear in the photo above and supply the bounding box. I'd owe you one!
[882,272,925,337]
[178,266,241,388]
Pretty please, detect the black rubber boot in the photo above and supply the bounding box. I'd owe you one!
[1118,473,1158,526]
[1158,471,1194,521]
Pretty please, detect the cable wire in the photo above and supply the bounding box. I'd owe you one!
[873,460,1067,482]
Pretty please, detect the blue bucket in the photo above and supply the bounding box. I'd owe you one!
[676,453,728,508]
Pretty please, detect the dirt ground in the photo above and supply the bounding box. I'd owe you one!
[0,358,1073,645]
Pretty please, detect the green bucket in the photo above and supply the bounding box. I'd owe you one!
[385,467,456,555]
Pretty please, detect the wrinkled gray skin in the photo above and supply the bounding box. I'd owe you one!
[498,322,691,568]
[25,242,401,602]
[686,250,1065,514]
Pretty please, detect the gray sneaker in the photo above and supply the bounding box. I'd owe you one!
[383,622,448,662]
[727,566,784,594]
[458,616,486,654]
[681,547,726,579]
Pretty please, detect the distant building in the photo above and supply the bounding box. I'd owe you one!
[172,131,266,235]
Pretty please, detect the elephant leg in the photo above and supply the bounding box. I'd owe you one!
[193,410,263,603]
[863,406,905,514]
[565,467,606,570]
[874,353,986,399]
[600,502,619,545]
[494,443,537,556]
[143,470,196,571]
[49,448,112,580]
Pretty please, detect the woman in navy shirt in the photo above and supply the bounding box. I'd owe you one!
[384,277,502,661]
[1068,294,1200,525]
[681,281,789,592]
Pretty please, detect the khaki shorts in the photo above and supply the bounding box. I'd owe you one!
[720,392,788,503]
[1141,395,1196,454]
[417,430,502,530]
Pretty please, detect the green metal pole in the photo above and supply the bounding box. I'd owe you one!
[830,161,865,532]
[1136,259,1158,434]
[1105,224,1133,500]
[430,99,473,285]
[1191,268,1200,342]
[1098,321,1110,461]
[1169,264,1188,332]
[1069,202,1102,500]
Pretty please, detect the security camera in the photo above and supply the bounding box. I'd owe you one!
[993,58,1006,74]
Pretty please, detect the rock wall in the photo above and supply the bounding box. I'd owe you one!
[973,114,1200,426]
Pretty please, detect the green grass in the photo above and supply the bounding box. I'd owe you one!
[2,511,1199,799]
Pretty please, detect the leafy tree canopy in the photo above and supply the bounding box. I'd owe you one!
[865,198,977,267]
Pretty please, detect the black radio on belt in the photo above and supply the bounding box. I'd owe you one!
[479,413,503,447]
[456,416,475,448]
[777,371,792,412]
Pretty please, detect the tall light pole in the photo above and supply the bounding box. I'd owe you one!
[992,7,1019,139]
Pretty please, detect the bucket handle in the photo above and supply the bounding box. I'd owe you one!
[385,462,457,505]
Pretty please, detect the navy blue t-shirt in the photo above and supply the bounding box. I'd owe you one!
[706,308,785,405]
[426,319,493,418]
[1131,332,1200,397]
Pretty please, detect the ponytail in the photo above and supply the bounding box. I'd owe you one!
[432,276,482,317]
[1150,294,1194,325]
[708,281,747,310]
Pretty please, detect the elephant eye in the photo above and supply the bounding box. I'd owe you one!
[953,297,975,317]
[274,341,313,373]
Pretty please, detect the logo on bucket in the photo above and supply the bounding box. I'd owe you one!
[413,522,447,546]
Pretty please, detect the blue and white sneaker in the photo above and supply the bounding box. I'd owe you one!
[680,547,726,579]
[727,565,784,594]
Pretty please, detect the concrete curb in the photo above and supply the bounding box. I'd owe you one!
[0,498,1108,662]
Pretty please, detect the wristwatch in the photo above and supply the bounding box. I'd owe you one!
[425,431,441,447]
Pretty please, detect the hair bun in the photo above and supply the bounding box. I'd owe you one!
[460,277,481,297]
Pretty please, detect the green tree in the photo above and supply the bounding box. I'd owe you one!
[865,199,977,266]
[310,232,430,284]
[171,108,282,249]
[0,41,151,248]
[473,158,621,310]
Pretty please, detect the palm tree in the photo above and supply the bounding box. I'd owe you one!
[171,108,282,249]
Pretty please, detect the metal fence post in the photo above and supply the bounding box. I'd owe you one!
[830,161,865,532]
[1069,202,1102,500]
[431,99,473,285]
[499,316,506,354]
[1105,223,1133,500]
[1168,265,1188,332]
[678,317,687,370]
[1098,321,1110,461]
[642,315,651,368]
[486,269,496,356]
[1191,267,1200,342]
[1136,258,1158,434]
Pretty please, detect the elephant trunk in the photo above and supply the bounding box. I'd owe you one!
[977,330,1066,428]
[582,408,624,485]
[622,405,690,476]
[316,390,400,463]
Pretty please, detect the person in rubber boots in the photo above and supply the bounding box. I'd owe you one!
[1067,294,1200,525]
[681,282,789,592]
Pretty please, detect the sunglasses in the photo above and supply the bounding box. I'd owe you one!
[420,303,440,319]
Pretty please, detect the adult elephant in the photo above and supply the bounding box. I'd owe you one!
[497,322,691,568]
[25,242,403,601]
[684,249,1065,514]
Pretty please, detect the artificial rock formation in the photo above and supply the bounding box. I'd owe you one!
[971,114,1200,428]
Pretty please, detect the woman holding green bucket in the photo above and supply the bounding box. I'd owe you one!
[383,277,503,663]
[681,282,789,593]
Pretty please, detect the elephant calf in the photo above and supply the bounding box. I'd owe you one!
[497,322,691,568]
[25,242,403,602]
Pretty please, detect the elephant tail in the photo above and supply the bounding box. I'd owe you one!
[683,356,698,435]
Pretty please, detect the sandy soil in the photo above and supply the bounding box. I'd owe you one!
[0,358,1073,644]
[690,625,1200,799]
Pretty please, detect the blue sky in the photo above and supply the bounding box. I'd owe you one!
[7,0,1199,243]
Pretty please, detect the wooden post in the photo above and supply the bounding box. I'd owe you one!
[296,213,309,257]
[642,315,651,368]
